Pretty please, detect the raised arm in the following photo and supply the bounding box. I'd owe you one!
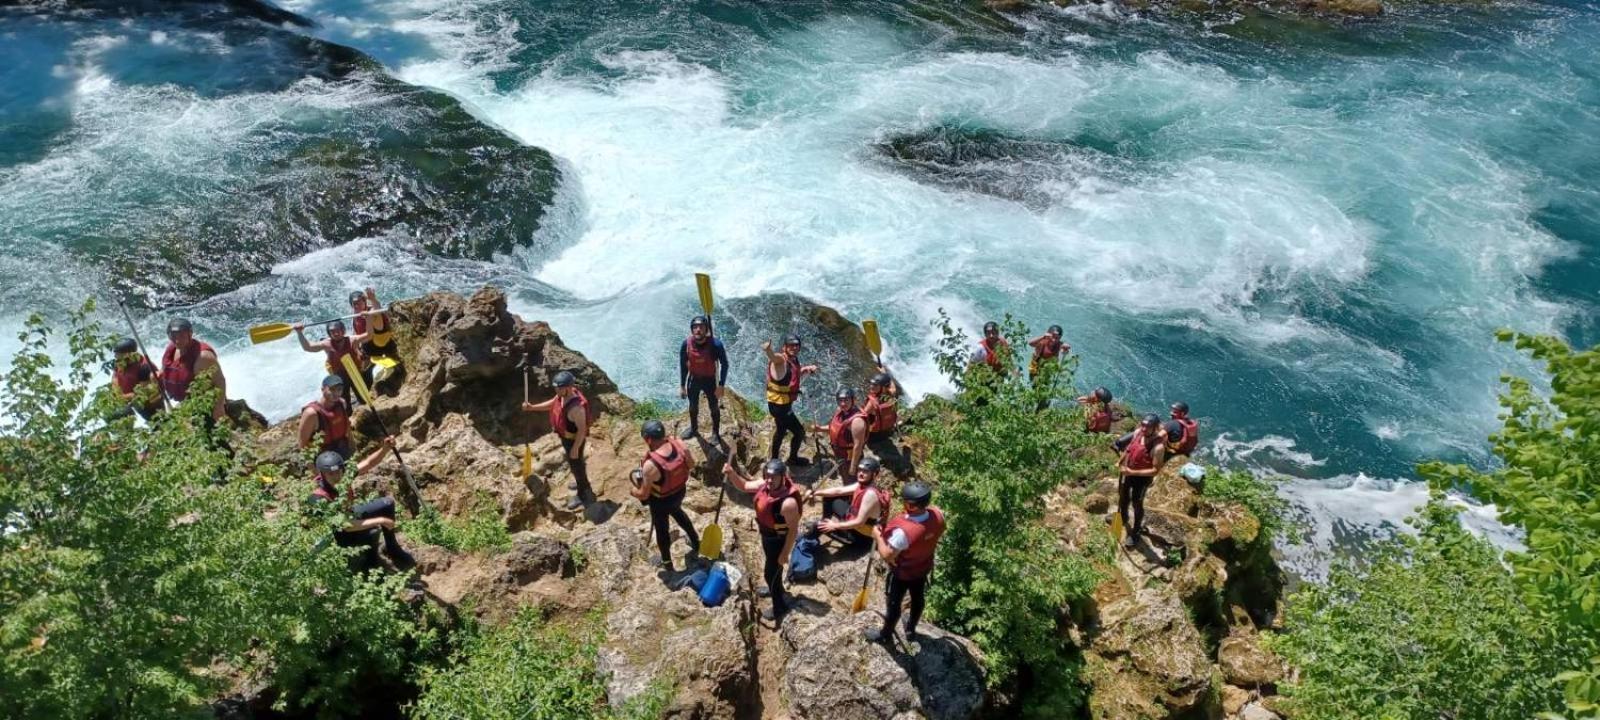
[355,437,394,475]
[292,323,321,353]
[720,462,765,494]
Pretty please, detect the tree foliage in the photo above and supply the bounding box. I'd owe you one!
[0,306,432,719]
[915,311,1103,717]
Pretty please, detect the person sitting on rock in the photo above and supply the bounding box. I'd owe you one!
[630,420,701,572]
[298,375,354,459]
[813,387,868,480]
[811,456,888,550]
[293,320,366,406]
[763,335,819,466]
[109,337,164,421]
[867,481,945,644]
[1077,386,1115,433]
[161,317,227,420]
[723,459,802,624]
[679,315,729,441]
[522,370,595,511]
[1117,414,1166,549]
[1026,324,1069,382]
[1169,401,1199,456]
[307,439,413,571]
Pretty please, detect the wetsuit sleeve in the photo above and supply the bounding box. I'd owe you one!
[679,340,689,388]
[715,338,729,386]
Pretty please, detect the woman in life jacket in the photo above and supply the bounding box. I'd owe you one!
[1027,324,1069,381]
[762,335,819,466]
[1077,386,1116,434]
[629,420,700,572]
[970,321,1012,374]
[1117,414,1167,548]
[349,288,399,362]
[294,319,367,405]
[297,375,354,459]
[811,456,889,549]
[723,458,802,624]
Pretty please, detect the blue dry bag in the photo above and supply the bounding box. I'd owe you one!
[698,563,730,607]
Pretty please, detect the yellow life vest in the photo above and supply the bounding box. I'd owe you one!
[766,357,800,405]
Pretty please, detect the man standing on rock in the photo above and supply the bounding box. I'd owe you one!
[811,456,888,550]
[763,335,818,466]
[293,320,365,406]
[161,317,227,421]
[814,387,868,481]
[862,369,914,478]
[868,481,945,644]
[109,337,164,421]
[298,375,353,459]
[969,321,1012,375]
[1117,414,1166,548]
[723,459,802,624]
[631,420,701,572]
[679,315,728,441]
[522,371,595,511]
[307,439,413,571]
[1026,324,1068,382]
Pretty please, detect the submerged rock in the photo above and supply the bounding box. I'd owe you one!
[869,124,1136,210]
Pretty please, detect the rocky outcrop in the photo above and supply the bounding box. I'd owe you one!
[780,612,986,720]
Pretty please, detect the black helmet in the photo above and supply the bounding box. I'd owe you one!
[783,334,802,347]
[325,319,346,333]
[1164,420,1185,438]
[690,315,710,329]
[982,321,999,334]
[870,372,892,387]
[641,420,666,440]
[553,371,577,388]
[901,481,932,505]
[1094,387,1112,403]
[1048,324,1063,336]
[321,374,344,388]
[348,291,365,305]
[315,450,345,473]
[763,458,788,477]
[114,337,138,355]
[166,317,192,334]
[1170,401,1189,415]
[1141,413,1161,427]
[836,387,855,401]
[858,456,881,474]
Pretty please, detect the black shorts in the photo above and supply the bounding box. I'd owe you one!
[1119,474,1153,490]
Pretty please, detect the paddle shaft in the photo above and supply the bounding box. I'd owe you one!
[340,354,424,512]
[116,299,170,411]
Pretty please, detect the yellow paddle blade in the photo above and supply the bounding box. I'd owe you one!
[699,523,723,560]
[862,319,881,358]
[248,322,294,345]
[340,354,374,405]
[695,273,714,315]
[521,444,533,478]
[1110,511,1124,542]
[851,585,869,613]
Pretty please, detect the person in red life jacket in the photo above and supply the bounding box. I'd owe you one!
[110,337,164,421]
[307,440,413,571]
[1026,324,1069,382]
[1117,414,1167,549]
[1163,420,1188,460]
[862,369,914,478]
[1169,401,1199,456]
[968,321,1012,375]
[1077,386,1115,433]
[630,420,701,572]
[813,387,868,480]
[298,375,354,459]
[762,335,819,466]
[723,458,802,624]
[162,317,227,420]
[678,315,729,441]
[293,320,366,406]
[349,288,399,364]
[522,371,595,511]
[867,481,946,644]
[811,456,888,549]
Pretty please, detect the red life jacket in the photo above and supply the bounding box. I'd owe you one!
[829,405,864,459]
[644,437,690,497]
[1121,432,1158,472]
[886,507,946,580]
[1087,402,1113,433]
[980,338,1008,370]
[1029,338,1063,375]
[323,336,364,376]
[1174,417,1199,455]
[864,392,898,435]
[311,472,338,502]
[685,337,718,379]
[161,340,215,402]
[305,399,351,452]
[848,483,890,525]
[548,390,590,439]
[114,356,155,394]
[755,482,800,535]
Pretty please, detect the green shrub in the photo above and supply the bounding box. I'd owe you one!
[632,399,669,422]
[916,311,1104,717]
[1271,501,1577,720]
[406,493,513,553]
[408,608,671,720]
[0,306,433,718]
[1200,467,1298,544]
